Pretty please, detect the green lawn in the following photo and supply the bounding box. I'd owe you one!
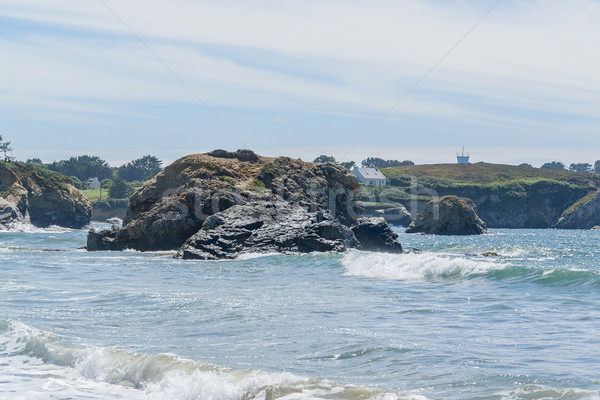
[80,188,109,201]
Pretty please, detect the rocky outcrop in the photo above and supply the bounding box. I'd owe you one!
[87,150,404,258]
[351,217,404,252]
[363,205,412,226]
[406,195,487,235]
[553,191,600,229]
[0,162,91,229]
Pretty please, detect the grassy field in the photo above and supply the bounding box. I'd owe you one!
[381,162,600,187]
[80,188,109,202]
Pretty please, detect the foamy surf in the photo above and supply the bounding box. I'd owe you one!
[0,320,426,400]
[341,251,511,281]
[0,221,78,233]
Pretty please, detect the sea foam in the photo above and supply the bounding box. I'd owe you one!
[341,251,510,281]
[0,320,425,400]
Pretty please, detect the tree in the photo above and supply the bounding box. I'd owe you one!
[594,160,600,175]
[541,161,566,171]
[47,155,113,181]
[27,158,43,164]
[519,163,532,168]
[339,161,356,171]
[313,155,336,164]
[0,135,14,162]
[118,155,163,182]
[109,175,134,199]
[569,163,592,173]
[362,157,414,168]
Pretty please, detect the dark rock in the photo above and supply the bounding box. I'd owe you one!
[553,191,600,229]
[406,195,487,235]
[176,201,358,260]
[480,251,500,257]
[0,198,23,226]
[205,149,259,163]
[87,225,125,251]
[88,151,404,257]
[351,217,403,253]
[375,206,413,227]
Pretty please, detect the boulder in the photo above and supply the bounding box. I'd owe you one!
[351,217,404,253]
[406,195,487,235]
[374,205,412,227]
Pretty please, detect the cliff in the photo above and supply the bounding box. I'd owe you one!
[361,163,600,229]
[87,150,403,258]
[0,162,92,229]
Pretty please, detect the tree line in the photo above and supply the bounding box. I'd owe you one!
[313,155,414,170]
[538,161,600,174]
[25,155,162,199]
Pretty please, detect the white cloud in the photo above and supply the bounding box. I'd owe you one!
[2,0,600,161]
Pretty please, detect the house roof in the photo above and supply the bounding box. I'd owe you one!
[352,167,387,180]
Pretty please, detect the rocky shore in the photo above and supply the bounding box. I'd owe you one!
[87,150,403,258]
[0,161,91,229]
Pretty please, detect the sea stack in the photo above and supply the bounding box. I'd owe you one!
[87,150,404,258]
[406,195,487,235]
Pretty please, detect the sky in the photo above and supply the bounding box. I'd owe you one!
[1,0,599,167]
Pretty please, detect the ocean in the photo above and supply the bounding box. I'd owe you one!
[1,223,599,400]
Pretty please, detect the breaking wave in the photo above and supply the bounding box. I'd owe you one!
[0,320,425,400]
[341,251,509,281]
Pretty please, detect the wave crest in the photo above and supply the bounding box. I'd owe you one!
[0,320,424,400]
[341,251,510,281]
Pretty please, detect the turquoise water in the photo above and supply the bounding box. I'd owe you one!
[1,225,600,399]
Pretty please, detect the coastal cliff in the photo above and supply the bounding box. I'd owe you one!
[0,161,92,229]
[87,150,403,258]
[367,163,600,229]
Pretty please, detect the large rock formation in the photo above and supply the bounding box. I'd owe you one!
[553,191,600,229]
[87,150,404,258]
[0,162,91,229]
[406,195,487,235]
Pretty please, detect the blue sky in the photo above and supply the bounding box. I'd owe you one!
[1,0,600,167]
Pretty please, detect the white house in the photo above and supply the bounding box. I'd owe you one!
[351,167,390,186]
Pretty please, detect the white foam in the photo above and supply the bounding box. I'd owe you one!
[0,320,426,400]
[0,221,77,234]
[341,251,510,281]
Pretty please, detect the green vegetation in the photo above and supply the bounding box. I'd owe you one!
[80,188,104,201]
[381,162,600,187]
[249,177,266,190]
[313,155,337,163]
[0,161,72,192]
[362,157,414,168]
[92,198,129,210]
[569,163,592,173]
[109,175,134,199]
[47,155,113,181]
[118,155,162,182]
[0,136,14,162]
[559,190,599,219]
[218,175,236,184]
[541,161,566,171]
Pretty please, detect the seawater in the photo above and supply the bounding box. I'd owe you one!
[1,225,600,400]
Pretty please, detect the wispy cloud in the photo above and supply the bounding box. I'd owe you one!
[2,0,600,163]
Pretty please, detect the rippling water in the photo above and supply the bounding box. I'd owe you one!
[1,224,600,399]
